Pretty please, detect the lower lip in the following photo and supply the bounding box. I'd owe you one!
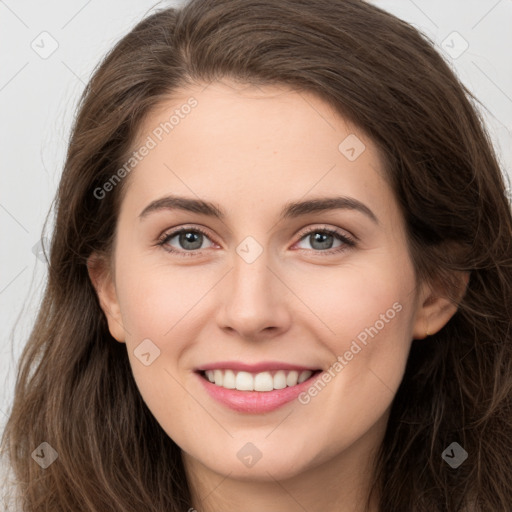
[196,371,321,413]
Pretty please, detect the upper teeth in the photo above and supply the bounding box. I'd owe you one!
[204,369,313,391]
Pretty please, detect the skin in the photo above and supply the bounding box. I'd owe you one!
[89,80,461,512]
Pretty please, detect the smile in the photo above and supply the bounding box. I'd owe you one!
[195,363,323,413]
[201,369,316,391]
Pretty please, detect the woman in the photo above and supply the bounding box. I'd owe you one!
[2,0,511,510]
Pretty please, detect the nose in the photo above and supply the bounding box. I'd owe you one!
[215,246,292,341]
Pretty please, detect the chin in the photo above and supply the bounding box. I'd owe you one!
[190,445,314,482]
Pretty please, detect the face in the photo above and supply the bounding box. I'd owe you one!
[91,80,455,486]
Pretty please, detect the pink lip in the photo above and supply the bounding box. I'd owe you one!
[195,369,322,414]
[196,361,318,373]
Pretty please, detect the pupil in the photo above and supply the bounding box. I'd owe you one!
[180,231,202,250]
[312,232,333,250]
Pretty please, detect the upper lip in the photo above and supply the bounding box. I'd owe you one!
[196,361,320,373]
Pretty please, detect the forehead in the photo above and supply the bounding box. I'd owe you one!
[120,80,393,221]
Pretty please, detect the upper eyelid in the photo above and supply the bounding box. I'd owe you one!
[159,224,216,242]
[295,224,355,241]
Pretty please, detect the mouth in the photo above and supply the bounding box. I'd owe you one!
[194,365,323,413]
[197,368,322,392]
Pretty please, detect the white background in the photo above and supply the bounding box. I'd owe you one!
[1,0,511,431]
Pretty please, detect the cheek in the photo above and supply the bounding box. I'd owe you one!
[285,263,416,456]
[293,255,416,386]
[114,259,215,418]
[297,255,413,331]
[116,257,206,342]
[115,261,196,435]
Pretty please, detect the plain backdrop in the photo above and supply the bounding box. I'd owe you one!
[1,0,511,434]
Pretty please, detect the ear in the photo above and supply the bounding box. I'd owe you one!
[87,252,126,343]
[412,270,470,340]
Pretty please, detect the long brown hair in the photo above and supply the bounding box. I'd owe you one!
[2,1,511,510]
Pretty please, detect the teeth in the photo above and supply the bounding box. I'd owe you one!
[203,369,314,391]
[254,371,274,391]
[286,370,298,386]
[236,371,254,391]
[298,370,312,384]
[214,369,223,386]
[223,369,236,389]
[273,370,287,389]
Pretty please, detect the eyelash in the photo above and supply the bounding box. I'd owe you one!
[156,225,356,258]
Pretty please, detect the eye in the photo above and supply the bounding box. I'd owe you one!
[157,225,356,257]
[293,226,356,255]
[157,226,216,257]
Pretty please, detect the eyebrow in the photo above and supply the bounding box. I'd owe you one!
[138,194,378,224]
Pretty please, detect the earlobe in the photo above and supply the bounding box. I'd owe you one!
[87,253,126,343]
[412,271,469,340]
